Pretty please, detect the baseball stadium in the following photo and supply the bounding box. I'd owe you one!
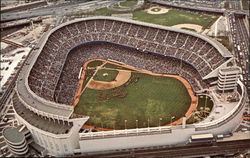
[13,16,247,156]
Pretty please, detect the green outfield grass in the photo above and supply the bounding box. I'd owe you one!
[81,69,95,90]
[93,69,119,82]
[80,61,104,89]
[74,67,191,129]
[133,9,219,29]
[103,63,133,71]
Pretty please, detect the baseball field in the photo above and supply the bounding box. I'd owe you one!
[85,4,218,30]
[74,60,194,130]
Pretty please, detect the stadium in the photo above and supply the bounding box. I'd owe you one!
[13,16,247,156]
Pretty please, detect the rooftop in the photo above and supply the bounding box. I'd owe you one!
[3,127,24,143]
[13,93,73,134]
[220,67,241,73]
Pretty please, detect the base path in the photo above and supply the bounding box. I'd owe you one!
[88,70,131,90]
[171,24,203,33]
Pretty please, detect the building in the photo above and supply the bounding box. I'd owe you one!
[217,66,242,92]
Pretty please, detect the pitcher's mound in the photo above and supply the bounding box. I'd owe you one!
[146,6,169,14]
[103,73,108,77]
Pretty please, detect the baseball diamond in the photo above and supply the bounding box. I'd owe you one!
[73,59,196,130]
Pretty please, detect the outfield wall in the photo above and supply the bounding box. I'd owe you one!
[77,110,242,153]
[14,79,245,155]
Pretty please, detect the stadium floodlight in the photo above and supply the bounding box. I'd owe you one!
[205,95,208,109]
[147,118,150,128]
[171,116,175,126]
[124,120,127,130]
[159,118,162,127]
[136,120,139,134]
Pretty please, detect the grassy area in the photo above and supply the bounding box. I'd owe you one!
[186,95,214,124]
[75,69,191,129]
[93,69,119,82]
[82,69,95,90]
[120,0,137,7]
[79,60,104,89]
[104,63,133,71]
[84,4,218,30]
[85,2,148,16]
[87,60,103,68]
[112,3,121,9]
[133,9,219,29]
[85,7,116,16]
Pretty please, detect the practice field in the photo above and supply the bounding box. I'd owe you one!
[85,4,218,29]
[133,9,219,29]
[120,0,137,7]
[74,60,193,130]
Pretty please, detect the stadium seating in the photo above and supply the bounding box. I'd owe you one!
[28,19,226,105]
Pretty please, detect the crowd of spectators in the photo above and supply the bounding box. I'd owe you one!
[28,19,226,105]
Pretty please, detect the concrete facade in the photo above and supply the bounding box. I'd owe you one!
[218,66,242,91]
[3,127,28,155]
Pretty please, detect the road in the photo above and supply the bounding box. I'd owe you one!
[149,0,249,16]
[0,0,115,22]
[73,139,250,158]
[227,12,249,94]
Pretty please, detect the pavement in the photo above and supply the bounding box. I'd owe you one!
[1,0,115,22]
[0,48,31,89]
